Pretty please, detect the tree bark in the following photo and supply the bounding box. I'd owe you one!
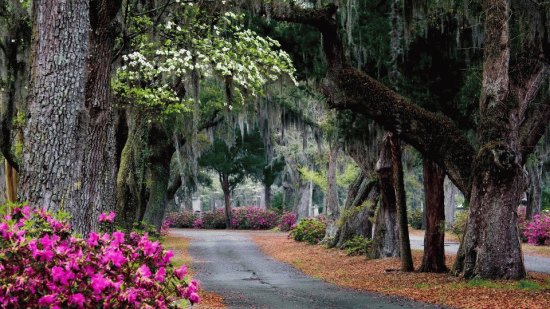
[220,173,232,228]
[264,184,271,209]
[20,0,90,222]
[323,141,340,241]
[444,176,459,228]
[4,159,17,202]
[331,172,378,249]
[371,134,400,259]
[418,158,447,273]
[390,133,414,271]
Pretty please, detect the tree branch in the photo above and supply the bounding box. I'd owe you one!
[259,3,474,193]
[519,97,550,161]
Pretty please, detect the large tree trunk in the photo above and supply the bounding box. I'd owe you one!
[294,180,311,219]
[453,0,526,279]
[220,173,232,228]
[331,172,378,248]
[74,0,121,233]
[418,158,447,273]
[390,133,414,271]
[20,0,90,223]
[264,184,271,209]
[371,134,400,259]
[323,142,340,241]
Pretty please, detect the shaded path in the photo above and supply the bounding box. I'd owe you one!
[171,229,439,309]
[408,235,550,274]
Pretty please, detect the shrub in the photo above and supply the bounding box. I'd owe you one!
[408,207,423,230]
[231,207,279,230]
[342,235,372,256]
[192,218,204,229]
[450,211,468,242]
[289,217,326,244]
[0,204,199,308]
[201,209,227,229]
[524,213,550,245]
[165,212,198,228]
[278,212,297,232]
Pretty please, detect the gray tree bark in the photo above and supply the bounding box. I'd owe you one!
[323,141,340,241]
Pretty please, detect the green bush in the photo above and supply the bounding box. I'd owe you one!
[342,235,372,256]
[450,211,468,241]
[408,207,423,230]
[289,217,326,244]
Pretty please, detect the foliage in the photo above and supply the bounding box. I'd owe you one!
[0,204,199,308]
[449,211,468,242]
[200,209,227,229]
[289,217,327,245]
[165,212,198,228]
[113,5,296,114]
[342,235,372,256]
[278,212,297,232]
[524,212,550,245]
[271,191,285,214]
[408,207,424,230]
[230,207,279,230]
[517,206,529,243]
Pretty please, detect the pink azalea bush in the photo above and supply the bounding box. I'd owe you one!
[165,212,198,228]
[230,207,279,230]
[0,204,200,308]
[192,218,204,229]
[524,213,550,245]
[278,212,297,232]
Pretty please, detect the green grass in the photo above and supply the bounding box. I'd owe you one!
[516,280,542,291]
[466,278,502,289]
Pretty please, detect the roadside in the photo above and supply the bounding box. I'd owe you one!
[163,235,227,309]
[251,231,550,309]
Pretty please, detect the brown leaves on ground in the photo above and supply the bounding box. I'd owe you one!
[251,232,550,309]
[163,236,227,309]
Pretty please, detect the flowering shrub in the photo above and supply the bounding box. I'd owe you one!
[192,218,204,229]
[0,204,199,308]
[165,211,198,228]
[289,217,327,244]
[524,213,550,245]
[160,219,171,236]
[278,212,297,232]
[201,209,227,229]
[231,207,279,230]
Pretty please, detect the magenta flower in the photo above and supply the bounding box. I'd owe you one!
[174,265,188,280]
[112,231,125,244]
[163,250,174,264]
[98,211,116,223]
[154,267,166,282]
[37,294,57,306]
[137,264,152,278]
[87,232,100,246]
[68,293,85,308]
[91,274,110,294]
[189,292,200,304]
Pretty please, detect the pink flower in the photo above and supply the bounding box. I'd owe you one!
[87,232,100,246]
[68,293,85,308]
[163,250,174,264]
[91,274,110,294]
[189,292,200,304]
[98,211,116,223]
[102,248,127,268]
[112,231,125,244]
[174,265,188,280]
[137,264,152,278]
[154,267,166,282]
[51,266,75,286]
[38,294,57,306]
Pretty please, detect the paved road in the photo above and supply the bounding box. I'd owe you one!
[171,229,440,309]
[409,235,550,274]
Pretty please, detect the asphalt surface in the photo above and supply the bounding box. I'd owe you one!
[408,235,550,274]
[171,229,440,309]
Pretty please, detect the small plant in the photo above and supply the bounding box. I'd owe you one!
[450,211,468,242]
[231,207,279,230]
[289,217,327,244]
[408,207,423,230]
[193,218,204,229]
[524,213,550,245]
[342,235,372,256]
[278,212,297,232]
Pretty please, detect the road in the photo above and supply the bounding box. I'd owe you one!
[408,235,550,274]
[171,229,440,309]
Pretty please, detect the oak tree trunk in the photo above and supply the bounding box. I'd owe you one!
[371,134,400,259]
[323,142,340,241]
[20,0,90,224]
[418,158,447,273]
[221,173,232,228]
[390,133,414,271]
[264,184,271,209]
